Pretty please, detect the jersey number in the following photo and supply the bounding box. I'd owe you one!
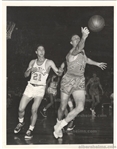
[33,73,41,81]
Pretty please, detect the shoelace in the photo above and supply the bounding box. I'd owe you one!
[16,123,22,129]
[26,130,32,135]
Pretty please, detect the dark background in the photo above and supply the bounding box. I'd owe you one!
[7,6,114,93]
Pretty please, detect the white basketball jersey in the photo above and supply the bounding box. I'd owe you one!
[29,59,48,85]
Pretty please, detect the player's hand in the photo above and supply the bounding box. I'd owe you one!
[57,68,64,76]
[81,27,90,38]
[97,62,107,70]
[31,67,37,73]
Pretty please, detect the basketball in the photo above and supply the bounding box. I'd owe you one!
[88,15,105,32]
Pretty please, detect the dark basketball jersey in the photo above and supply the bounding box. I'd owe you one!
[66,52,87,77]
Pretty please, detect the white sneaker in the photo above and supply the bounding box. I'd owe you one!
[53,129,63,139]
[54,124,58,131]
[53,124,63,138]
[67,125,75,131]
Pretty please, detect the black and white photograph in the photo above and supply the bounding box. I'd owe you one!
[2,1,117,147]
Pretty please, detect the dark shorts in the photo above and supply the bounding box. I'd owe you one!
[60,74,85,95]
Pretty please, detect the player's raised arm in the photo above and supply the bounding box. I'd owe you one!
[72,27,90,55]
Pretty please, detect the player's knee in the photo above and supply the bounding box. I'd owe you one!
[59,104,66,112]
[68,101,73,108]
[75,105,84,113]
[19,107,25,113]
[31,108,38,114]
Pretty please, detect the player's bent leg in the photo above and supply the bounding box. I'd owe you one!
[19,95,32,118]
[54,90,85,138]
[65,90,85,123]
[67,100,75,131]
[53,92,69,138]
[45,94,54,110]
[68,100,74,111]
[40,94,54,118]
[64,108,68,117]
[14,95,32,134]
[95,95,100,106]
[90,94,96,116]
[31,96,43,126]
[25,96,43,139]
[58,92,69,121]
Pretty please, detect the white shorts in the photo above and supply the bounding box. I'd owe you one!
[23,83,46,98]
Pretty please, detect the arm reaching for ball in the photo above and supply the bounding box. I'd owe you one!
[72,27,90,55]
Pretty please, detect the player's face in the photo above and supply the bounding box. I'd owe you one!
[36,46,45,57]
[71,35,80,46]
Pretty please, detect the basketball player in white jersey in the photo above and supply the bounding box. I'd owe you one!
[53,27,107,138]
[14,45,62,139]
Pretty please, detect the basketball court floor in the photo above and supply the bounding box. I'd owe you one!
[7,97,113,145]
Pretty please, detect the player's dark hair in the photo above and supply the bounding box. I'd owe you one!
[35,44,44,51]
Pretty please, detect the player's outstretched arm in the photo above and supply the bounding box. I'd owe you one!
[49,60,63,76]
[72,27,90,55]
[24,60,36,77]
[87,58,107,70]
[58,62,65,74]
[79,27,90,49]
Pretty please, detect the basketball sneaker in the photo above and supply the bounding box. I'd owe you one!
[54,120,63,137]
[14,122,25,134]
[54,124,63,138]
[24,129,33,139]
[67,121,75,131]
[53,129,63,139]
[67,125,75,131]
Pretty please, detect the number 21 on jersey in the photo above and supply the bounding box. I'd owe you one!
[33,73,41,81]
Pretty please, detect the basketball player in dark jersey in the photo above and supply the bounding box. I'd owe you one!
[53,27,107,138]
[86,73,104,116]
[14,45,62,139]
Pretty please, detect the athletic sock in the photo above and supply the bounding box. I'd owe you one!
[55,119,61,127]
[29,125,34,131]
[19,117,24,123]
[57,119,68,130]
[57,118,61,123]
[54,119,61,130]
